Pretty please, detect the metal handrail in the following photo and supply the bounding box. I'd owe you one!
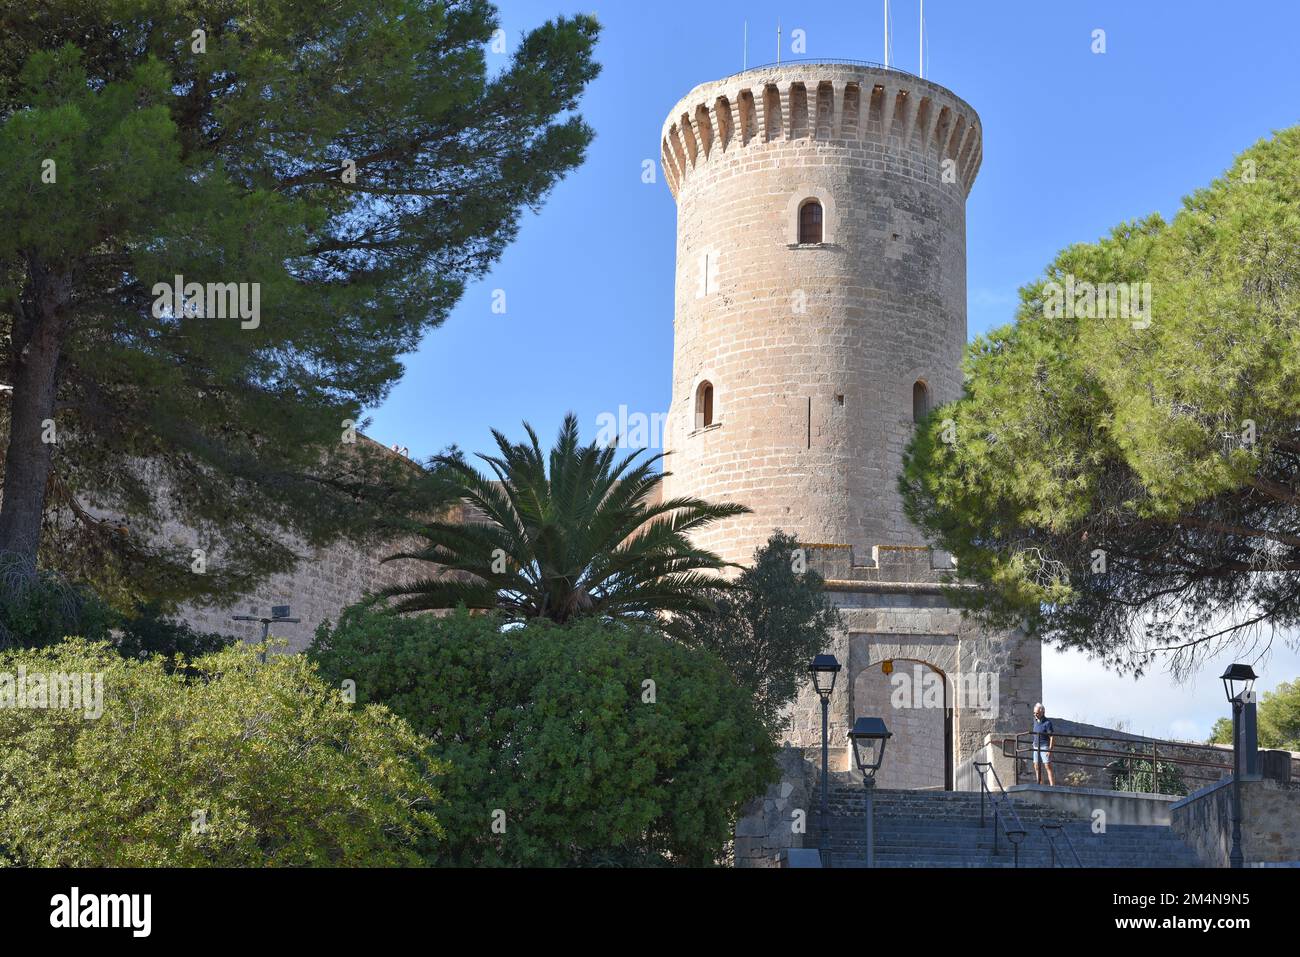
[1009,729,1233,765]
[713,57,925,85]
[973,760,1027,867]
[1004,729,1233,791]
[1041,823,1083,868]
[1010,728,1231,751]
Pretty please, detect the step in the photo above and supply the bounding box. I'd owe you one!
[799,787,1203,868]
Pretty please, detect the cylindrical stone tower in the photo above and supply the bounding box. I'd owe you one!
[660,63,982,566]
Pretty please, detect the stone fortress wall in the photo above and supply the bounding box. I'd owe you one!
[176,530,425,654]
[797,544,1042,782]
[174,438,438,653]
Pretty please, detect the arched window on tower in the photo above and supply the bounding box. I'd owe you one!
[912,380,930,423]
[695,380,715,429]
[798,199,823,244]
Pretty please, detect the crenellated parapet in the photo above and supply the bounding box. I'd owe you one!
[660,61,982,200]
[801,543,962,590]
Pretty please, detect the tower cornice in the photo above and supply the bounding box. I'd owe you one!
[660,60,983,201]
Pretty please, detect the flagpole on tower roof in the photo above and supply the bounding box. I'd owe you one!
[883,0,890,69]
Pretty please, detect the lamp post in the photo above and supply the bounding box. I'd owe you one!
[233,605,300,661]
[809,654,842,867]
[1220,663,1257,869]
[847,716,892,868]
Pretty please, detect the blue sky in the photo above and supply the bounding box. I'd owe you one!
[364,0,1300,740]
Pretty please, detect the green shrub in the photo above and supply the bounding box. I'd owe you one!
[0,640,443,866]
[1111,755,1188,796]
[309,607,779,866]
[0,560,231,664]
[0,559,115,649]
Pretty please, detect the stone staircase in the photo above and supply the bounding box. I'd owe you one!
[815,784,1202,868]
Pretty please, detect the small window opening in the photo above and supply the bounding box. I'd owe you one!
[798,200,823,244]
[913,381,930,423]
[695,381,715,429]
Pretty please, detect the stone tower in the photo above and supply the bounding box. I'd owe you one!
[660,62,981,565]
[659,62,1041,866]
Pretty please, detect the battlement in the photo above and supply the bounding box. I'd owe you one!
[660,61,982,200]
[802,542,959,588]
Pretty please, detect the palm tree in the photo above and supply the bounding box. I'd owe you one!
[375,414,750,630]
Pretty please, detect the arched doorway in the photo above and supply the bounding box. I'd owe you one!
[853,658,954,790]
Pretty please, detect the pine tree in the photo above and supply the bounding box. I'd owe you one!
[0,1,600,608]
[902,127,1300,674]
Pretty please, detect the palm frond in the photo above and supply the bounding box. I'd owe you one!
[378,414,749,627]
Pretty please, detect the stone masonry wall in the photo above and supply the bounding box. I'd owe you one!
[175,531,427,653]
[1171,778,1300,867]
[660,63,982,568]
[172,447,463,652]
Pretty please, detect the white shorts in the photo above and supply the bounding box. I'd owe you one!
[1033,748,1051,765]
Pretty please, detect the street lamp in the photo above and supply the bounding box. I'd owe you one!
[1220,663,1257,869]
[233,605,301,661]
[809,654,842,867]
[1220,663,1256,705]
[847,716,892,868]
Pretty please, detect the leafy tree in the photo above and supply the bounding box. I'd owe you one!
[0,639,443,866]
[1259,679,1300,749]
[374,414,749,631]
[1208,716,1234,745]
[677,530,841,736]
[309,606,778,866]
[902,127,1300,675]
[0,1,600,608]
[1208,678,1300,750]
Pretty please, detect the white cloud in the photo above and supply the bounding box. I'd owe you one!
[1042,638,1300,742]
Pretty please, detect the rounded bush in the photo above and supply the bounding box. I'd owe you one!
[309,608,778,866]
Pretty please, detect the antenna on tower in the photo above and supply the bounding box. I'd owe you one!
[883,0,890,68]
[777,19,782,66]
[919,0,924,78]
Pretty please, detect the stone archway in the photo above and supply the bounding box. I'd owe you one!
[853,656,953,790]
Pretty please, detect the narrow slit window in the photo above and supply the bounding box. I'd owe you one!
[695,381,714,429]
[913,381,930,423]
[798,200,823,244]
